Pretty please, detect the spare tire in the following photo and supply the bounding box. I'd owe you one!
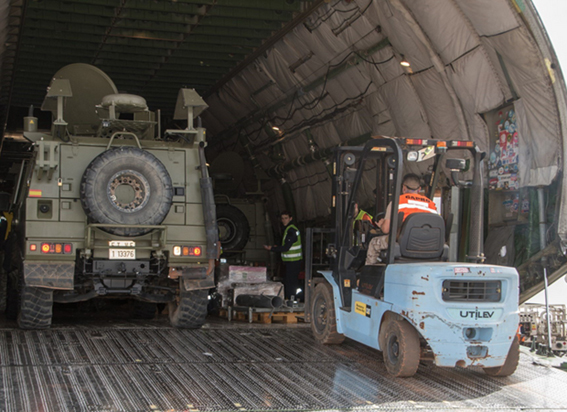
[81,147,173,237]
[216,204,250,253]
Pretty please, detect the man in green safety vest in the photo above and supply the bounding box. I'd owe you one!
[264,211,302,300]
[354,203,373,224]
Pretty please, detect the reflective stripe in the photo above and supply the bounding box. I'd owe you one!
[289,245,302,250]
[406,199,431,207]
[284,253,302,258]
[398,204,437,213]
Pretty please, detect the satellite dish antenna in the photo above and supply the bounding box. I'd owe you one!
[41,63,118,134]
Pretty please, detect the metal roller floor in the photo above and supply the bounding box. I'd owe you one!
[0,306,566,412]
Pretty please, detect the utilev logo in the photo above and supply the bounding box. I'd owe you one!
[459,310,494,320]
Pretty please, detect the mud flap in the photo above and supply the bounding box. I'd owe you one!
[24,262,75,290]
[198,143,219,260]
[182,277,215,292]
[176,265,215,291]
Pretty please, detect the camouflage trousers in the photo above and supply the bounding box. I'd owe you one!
[365,235,388,265]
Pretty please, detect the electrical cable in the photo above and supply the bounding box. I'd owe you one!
[268,48,369,131]
[287,169,330,190]
[271,44,393,132]
[307,0,369,31]
[283,80,373,135]
[331,0,372,34]
[354,53,395,66]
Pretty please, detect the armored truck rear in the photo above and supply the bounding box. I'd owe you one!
[7,63,218,329]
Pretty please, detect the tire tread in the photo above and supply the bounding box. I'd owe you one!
[18,286,53,329]
[169,288,208,328]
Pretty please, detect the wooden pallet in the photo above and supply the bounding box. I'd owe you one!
[219,308,304,324]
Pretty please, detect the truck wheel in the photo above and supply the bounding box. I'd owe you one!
[81,147,173,237]
[0,269,7,313]
[168,288,208,328]
[381,318,420,377]
[216,204,250,253]
[132,301,157,319]
[17,286,53,329]
[5,270,20,320]
[483,336,520,377]
[311,282,345,344]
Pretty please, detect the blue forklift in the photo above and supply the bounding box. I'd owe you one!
[305,137,520,378]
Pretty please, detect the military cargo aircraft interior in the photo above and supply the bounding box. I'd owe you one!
[0,0,566,410]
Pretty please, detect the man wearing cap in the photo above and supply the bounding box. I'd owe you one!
[366,174,438,265]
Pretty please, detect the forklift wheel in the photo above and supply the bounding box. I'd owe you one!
[310,282,345,345]
[483,336,519,377]
[381,318,420,377]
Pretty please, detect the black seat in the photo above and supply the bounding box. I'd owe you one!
[394,213,446,260]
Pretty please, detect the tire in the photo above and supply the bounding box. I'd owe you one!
[310,282,345,345]
[484,336,520,377]
[18,286,53,329]
[80,147,173,237]
[381,318,420,377]
[6,239,22,320]
[216,204,250,253]
[132,301,157,319]
[168,288,208,328]
[5,269,20,320]
[0,261,6,313]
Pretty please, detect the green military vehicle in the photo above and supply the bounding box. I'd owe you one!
[7,63,218,329]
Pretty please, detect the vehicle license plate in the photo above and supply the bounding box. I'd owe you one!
[109,240,136,259]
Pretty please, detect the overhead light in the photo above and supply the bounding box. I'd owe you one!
[272,126,280,131]
[400,55,410,67]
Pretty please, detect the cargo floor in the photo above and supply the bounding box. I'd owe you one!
[0,304,566,411]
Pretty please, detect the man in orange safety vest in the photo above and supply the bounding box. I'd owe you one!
[365,174,438,265]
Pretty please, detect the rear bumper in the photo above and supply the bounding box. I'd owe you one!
[407,311,519,368]
[430,339,514,368]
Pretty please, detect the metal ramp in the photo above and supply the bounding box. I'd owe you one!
[0,315,566,411]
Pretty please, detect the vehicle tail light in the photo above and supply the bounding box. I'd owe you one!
[40,243,73,254]
[406,139,426,145]
[173,245,203,257]
[451,140,474,147]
